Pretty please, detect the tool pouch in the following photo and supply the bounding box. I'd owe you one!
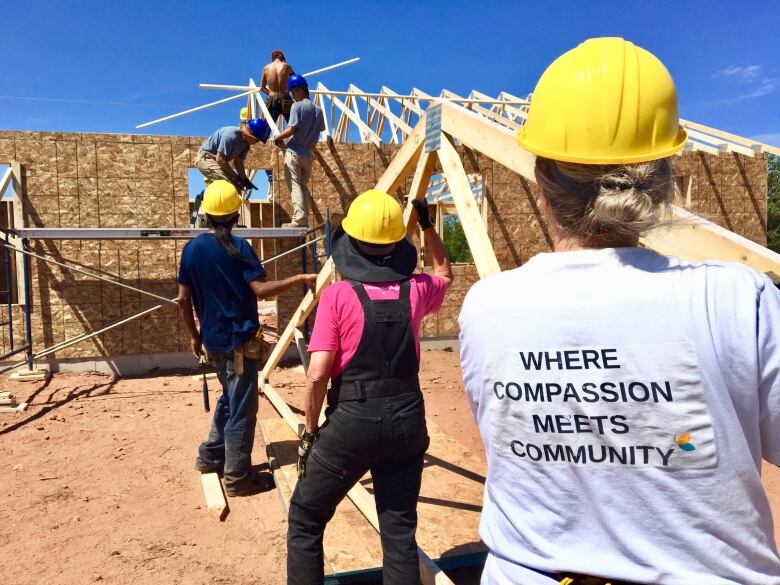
[242,325,273,363]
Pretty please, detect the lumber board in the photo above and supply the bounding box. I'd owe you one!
[200,472,228,521]
[10,369,50,382]
[438,135,501,278]
[0,402,27,413]
[438,100,535,182]
[260,417,385,576]
[641,206,780,283]
[403,149,438,236]
[374,115,427,195]
[260,259,335,382]
[680,118,780,157]
[10,162,26,305]
[319,83,381,147]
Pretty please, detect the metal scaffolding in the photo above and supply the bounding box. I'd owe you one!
[0,215,331,376]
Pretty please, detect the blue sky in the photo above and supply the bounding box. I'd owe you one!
[1,0,779,147]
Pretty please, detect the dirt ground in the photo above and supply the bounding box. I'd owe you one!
[1,349,778,584]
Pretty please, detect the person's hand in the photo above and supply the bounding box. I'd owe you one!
[274,136,285,148]
[299,273,318,291]
[190,335,203,359]
[297,429,317,479]
[244,178,258,191]
[411,198,433,230]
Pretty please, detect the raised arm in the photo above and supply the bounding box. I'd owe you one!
[412,199,454,285]
[248,274,317,300]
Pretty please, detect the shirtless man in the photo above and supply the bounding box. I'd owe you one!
[261,50,295,124]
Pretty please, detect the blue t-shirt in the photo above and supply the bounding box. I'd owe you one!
[287,99,324,156]
[201,126,250,161]
[178,233,266,353]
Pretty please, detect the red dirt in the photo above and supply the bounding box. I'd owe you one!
[0,349,778,584]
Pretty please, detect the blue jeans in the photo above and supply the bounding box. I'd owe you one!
[287,392,430,585]
[195,351,259,489]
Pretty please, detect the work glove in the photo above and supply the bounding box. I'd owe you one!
[242,177,258,191]
[297,429,318,479]
[411,198,433,230]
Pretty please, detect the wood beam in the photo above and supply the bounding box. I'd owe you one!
[438,100,536,181]
[437,134,501,278]
[642,206,780,282]
[441,89,520,132]
[260,258,335,382]
[318,83,381,147]
[681,119,780,157]
[201,473,228,521]
[403,149,438,236]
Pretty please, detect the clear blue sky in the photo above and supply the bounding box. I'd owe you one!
[1,0,779,146]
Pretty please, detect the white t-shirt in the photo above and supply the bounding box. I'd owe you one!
[458,247,780,585]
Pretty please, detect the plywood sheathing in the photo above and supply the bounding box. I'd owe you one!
[0,129,768,358]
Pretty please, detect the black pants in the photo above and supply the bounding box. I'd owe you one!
[266,94,292,123]
[287,392,430,585]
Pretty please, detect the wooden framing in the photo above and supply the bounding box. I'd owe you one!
[259,103,780,580]
[437,135,500,278]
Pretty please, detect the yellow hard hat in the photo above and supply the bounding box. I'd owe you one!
[341,189,406,245]
[200,180,242,216]
[516,37,688,164]
[239,107,248,121]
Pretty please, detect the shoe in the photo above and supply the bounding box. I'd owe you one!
[224,472,275,497]
[194,460,224,476]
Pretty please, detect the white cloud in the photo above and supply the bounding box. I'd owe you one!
[714,65,763,80]
[712,64,778,102]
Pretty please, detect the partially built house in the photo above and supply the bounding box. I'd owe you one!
[1,83,779,582]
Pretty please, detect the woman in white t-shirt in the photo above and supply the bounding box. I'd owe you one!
[459,37,780,585]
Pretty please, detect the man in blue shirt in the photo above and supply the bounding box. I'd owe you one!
[178,180,316,496]
[273,74,325,228]
[194,118,270,193]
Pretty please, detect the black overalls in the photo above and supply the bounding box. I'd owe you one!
[287,280,430,585]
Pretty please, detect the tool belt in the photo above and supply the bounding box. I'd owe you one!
[329,376,421,403]
[233,325,273,375]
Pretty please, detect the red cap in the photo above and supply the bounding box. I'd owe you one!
[271,50,286,62]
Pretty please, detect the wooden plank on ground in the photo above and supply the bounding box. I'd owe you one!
[10,369,50,382]
[0,402,27,413]
[200,472,228,521]
[259,417,384,577]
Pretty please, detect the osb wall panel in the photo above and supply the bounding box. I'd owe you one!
[0,130,210,359]
[0,130,768,359]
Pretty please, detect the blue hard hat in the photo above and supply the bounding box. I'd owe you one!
[287,74,308,91]
[247,118,270,142]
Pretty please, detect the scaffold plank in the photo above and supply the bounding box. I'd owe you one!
[14,227,307,240]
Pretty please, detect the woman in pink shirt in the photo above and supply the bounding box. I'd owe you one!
[286,190,453,585]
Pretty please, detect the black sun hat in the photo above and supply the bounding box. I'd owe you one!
[331,225,418,283]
